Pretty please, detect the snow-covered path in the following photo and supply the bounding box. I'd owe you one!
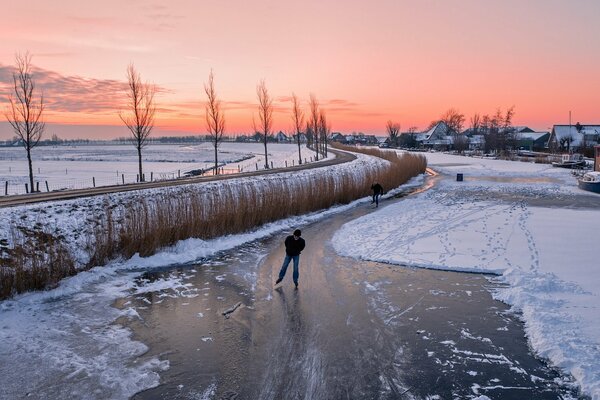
[334,152,600,399]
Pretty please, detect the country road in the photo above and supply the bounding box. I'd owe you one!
[0,149,354,208]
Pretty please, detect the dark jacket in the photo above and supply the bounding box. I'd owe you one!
[371,183,383,195]
[285,235,306,256]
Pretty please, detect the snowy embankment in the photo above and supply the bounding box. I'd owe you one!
[333,152,600,399]
[1,150,413,399]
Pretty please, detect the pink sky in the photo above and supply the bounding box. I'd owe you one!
[1,0,600,139]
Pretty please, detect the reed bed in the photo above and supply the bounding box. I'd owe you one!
[1,148,426,299]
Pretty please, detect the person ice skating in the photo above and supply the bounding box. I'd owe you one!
[275,229,305,289]
[371,182,383,207]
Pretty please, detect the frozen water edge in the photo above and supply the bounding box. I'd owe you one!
[0,159,424,399]
[333,152,600,399]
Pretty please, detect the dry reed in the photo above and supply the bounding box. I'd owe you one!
[1,147,426,299]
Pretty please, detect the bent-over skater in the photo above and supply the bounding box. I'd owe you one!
[275,229,306,289]
[371,182,383,207]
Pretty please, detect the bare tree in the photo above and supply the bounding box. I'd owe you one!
[291,93,305,164]
[440,108,465,135]
[470,113,481,135]
[308,94,320,160]
[255,80,273,168]
[4,52,45,193]
[386,120,401,147]
[319,110,330,157]
[119,64,156,182]
[204,70,226,174]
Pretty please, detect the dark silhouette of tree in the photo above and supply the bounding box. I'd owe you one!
[204,70,226,174]
[119,64,156,182]
[4,52,45,192]
[386,120,400,147]
[319,110,330,157]
[291,93,305,165]
[255,80,273,169]
[308,94,320,160]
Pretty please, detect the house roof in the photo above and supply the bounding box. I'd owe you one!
[419,122,449,141]
[552,125,600,146]
[517,131,549,141]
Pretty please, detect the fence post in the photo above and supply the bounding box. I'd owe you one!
[256,163,258,171]
[93,177,96,187]
[45,181,49,192]
[285,160,288,167]
[36,182,39,192]
[65,168,68,175]
[270,161,273,169]
[151,172,153,181]
[178,169,181,178]
[136,174,139,182]
[4,181,8,196]
[122,174,125,184]
[25,183,29,194]
[305,157,307,164]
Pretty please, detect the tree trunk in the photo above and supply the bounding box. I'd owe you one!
[297,135,302,165]
[26,146,34,192]
[214,142,218,175]
[314,134,319,161]
[264,137,269,169]
[137,144,144,182]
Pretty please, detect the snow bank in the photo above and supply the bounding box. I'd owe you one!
[0,150,372,268]
[333,152,600,399]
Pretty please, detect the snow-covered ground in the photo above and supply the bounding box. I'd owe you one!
[0,150,399,399]
[333,152,600,399]
[0,142,322,194]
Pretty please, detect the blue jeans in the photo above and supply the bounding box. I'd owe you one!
[278,255,300,285]
[372,193,381,206]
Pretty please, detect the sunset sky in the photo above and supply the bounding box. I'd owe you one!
[1,0,600,139]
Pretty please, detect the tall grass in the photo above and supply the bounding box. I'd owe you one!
[0,227,76,299]
[1,148,426,299]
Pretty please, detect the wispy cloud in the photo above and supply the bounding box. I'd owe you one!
[0,64,167,115]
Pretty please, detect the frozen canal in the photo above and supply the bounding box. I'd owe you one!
[0,173,592,400]
[124,190,585,400]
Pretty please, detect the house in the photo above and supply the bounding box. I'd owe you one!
[468,135,485,151]
[416,121,452,150]
[275,131,289,143]
[512,126,535,133]
[330,132,346,143]
[548,124,600,151]
[291,133,308,143]
[516,131,550,151]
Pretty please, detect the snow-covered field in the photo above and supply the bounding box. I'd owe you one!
[0,150,392,399]
[0,142,319,194]
[333,152,600,399]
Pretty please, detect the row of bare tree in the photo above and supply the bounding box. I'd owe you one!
[3,53,332,192]
[385,107,516,154]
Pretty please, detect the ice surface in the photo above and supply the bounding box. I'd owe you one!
[333,152,600,399]
[0,150,415,399]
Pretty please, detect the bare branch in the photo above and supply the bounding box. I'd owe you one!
[119,64,156,181]
[291,93,305,164]
[4,52,45,192]
[204,69,226,174]
[256,80,273,168]
[386,120,401,147]
[308,93,320,160]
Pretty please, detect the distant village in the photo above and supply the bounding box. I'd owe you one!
[238,121,600,158]
[1,121,599,158]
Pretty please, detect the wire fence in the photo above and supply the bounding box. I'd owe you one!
[1,152,327,196]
